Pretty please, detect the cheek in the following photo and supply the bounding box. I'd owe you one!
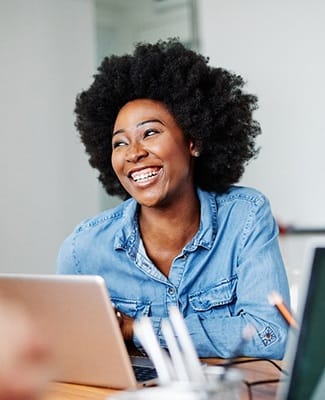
[111,153,121,176]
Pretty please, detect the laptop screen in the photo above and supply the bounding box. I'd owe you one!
[285,247,325,400]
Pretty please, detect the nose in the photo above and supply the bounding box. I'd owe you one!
[125,141,148,163]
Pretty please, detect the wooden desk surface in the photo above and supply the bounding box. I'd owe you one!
[43,358,286,400]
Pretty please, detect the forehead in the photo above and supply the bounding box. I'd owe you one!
[113,99,176,129]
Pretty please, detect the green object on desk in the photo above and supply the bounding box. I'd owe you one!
[285,247,325,400]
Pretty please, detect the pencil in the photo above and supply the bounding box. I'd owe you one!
[268,291,299,329]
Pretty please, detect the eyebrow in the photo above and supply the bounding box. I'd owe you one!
[112,119,165,137]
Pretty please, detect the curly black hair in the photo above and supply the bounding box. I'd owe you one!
[75,38,261,199]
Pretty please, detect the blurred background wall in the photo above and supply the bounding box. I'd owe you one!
[1,0,99,274]
[1,0,324,310]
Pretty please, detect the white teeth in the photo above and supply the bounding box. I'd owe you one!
[132,170,158,182]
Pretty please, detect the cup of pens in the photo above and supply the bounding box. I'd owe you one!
[111,306,242,400]
[113,370,242,399]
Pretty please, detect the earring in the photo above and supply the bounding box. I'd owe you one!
[194,151,200,157]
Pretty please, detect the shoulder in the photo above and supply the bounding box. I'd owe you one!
[56,198,136,274]
[59,198,135,254]
[197,186,273,237]
[215,185,268,207]
[71,198,135,236]
[202,186,273,230]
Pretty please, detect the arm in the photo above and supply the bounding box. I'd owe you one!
[57,231,136,339]
[147,197,290,359]
[180,197,290,359]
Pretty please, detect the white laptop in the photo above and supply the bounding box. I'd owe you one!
[0,274,157,389]
[277,245,325,399]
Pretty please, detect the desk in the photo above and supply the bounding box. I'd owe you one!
[43,359,285,400]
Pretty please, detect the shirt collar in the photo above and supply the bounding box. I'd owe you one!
[114,199,139,255]
[114,188,218,252]
[185,188,217,251]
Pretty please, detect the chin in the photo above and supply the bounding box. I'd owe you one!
[135,193,169,208]
[137,198,162,208]
[127,186,166,207]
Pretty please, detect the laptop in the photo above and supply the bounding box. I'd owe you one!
[0,274,157,389]
[278,245,325,399]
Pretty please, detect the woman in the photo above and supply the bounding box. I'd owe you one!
[57,39,290,359]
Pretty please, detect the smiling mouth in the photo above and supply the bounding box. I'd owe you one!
[129,167,161,183]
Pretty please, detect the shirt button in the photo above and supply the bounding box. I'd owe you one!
[168,287,175,295]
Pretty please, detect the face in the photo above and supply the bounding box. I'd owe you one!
[111,99,198,208]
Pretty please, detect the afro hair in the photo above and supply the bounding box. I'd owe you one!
[75,38,261,199]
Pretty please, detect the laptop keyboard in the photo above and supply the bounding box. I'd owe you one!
[133,365,158,382]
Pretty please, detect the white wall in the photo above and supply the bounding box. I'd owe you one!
[96,0,195,56]
[197,0,325,310]
[0,0,99,274]
[198,0,325,229]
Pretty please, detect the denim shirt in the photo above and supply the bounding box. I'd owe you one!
[57,186,290,359]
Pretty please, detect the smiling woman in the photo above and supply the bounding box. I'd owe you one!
[57,39,290,360]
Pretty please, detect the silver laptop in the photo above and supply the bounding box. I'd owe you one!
[0,274,157,389]
[277,245,325,399]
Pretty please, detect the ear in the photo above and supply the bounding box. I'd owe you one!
[189,140,202,158]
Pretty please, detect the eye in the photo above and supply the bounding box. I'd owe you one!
[143,128,159,138]
[112,140,127,149]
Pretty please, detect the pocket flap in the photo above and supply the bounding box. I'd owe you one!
[189,277,237,311]
[111,297,151,318]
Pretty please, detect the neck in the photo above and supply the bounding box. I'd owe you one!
[138,189,200,249]
[138,190,201,276]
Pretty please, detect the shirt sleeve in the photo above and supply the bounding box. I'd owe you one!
[158,197,290,359]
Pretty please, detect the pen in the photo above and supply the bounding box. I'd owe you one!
[161,319,190,382]
[268,291,299,329]
[168,306,206,383]
[134,317,172,385]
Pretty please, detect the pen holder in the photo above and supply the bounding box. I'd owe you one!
[110,366,242,400]
[204,365,242,399]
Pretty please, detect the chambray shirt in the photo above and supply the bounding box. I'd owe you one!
[57,186,290,359]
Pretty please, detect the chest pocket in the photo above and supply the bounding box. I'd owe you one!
[188,276,237,316]
[111,297,151,318]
